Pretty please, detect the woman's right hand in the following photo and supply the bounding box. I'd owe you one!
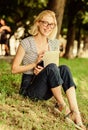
[35,52,45,65]
[33,52,45,75]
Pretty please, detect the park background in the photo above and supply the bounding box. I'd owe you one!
[0,0,88,130]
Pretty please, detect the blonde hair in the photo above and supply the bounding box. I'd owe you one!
[29,10,57,39]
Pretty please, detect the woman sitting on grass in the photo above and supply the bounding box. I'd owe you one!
[12,10,86,130]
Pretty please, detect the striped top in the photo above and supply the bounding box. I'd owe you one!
[20,36,59,74]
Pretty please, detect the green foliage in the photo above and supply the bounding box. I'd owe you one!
[0,0,88,36]
[0,0,48,34]
[83,12,88,24]
[62,0,88,35]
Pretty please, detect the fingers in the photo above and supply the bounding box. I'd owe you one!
[38,54,44,59]
[36,54,44,64]
[34,69,37,75]
[34,66,43,75]
[35,52,45,66]
[37,66,43,69]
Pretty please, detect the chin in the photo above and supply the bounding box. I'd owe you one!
[44,32,51,36]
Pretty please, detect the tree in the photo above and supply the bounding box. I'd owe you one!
[0,0,48,35]
[64,0,88,58]
[47,0,66,38]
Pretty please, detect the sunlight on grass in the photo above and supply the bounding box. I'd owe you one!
[0,58,88,130]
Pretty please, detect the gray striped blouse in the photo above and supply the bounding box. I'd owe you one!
[20,36,59,74]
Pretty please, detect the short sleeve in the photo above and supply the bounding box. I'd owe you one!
[20,37,31,52]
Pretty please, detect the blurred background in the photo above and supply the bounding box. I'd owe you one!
[0,0,88,58]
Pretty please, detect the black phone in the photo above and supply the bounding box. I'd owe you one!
[37,60,44,67]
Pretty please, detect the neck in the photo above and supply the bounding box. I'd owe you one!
[34,33,47,45]
[34,33,49,53]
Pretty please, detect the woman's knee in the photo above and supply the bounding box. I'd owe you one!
[59,65,70,73]
[46,63,58,71]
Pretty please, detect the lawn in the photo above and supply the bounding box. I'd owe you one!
[0,58,88,130]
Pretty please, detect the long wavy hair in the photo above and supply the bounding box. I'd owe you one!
[29,10,57,39]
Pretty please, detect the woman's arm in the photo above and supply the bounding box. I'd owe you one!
[0,25,11,32]
[11,45,36,74]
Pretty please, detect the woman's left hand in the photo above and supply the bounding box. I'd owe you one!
[34,66,44,75]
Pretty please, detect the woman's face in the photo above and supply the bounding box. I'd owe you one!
[37,14,56,37]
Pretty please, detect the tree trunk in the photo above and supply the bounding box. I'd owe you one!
[64,24,76,58]
[76,27,82,57]
[83,35,88,50]
[47,0,66,38]
[64,0,77,59]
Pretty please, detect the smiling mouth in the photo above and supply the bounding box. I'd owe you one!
[44,28,52,32]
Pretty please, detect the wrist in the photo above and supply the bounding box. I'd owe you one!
[32,62,36,68]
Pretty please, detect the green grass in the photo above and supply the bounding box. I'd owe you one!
[0,58,88,130]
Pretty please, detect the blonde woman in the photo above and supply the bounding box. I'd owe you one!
[12,10,86,130]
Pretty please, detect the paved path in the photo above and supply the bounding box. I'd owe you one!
[0,56,14,63]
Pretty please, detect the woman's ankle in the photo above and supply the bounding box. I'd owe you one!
[72,111,86,129]
[55,103,66,111]
[55,103,70,115]
[71,110,83,124]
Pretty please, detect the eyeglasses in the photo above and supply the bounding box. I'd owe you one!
[39,20,56,29]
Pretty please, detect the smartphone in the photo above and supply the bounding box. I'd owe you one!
[37,60,44,67]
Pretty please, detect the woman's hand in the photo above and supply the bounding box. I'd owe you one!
[34,66,44,75]
[35,51,45,65]
[34,52,45,75]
